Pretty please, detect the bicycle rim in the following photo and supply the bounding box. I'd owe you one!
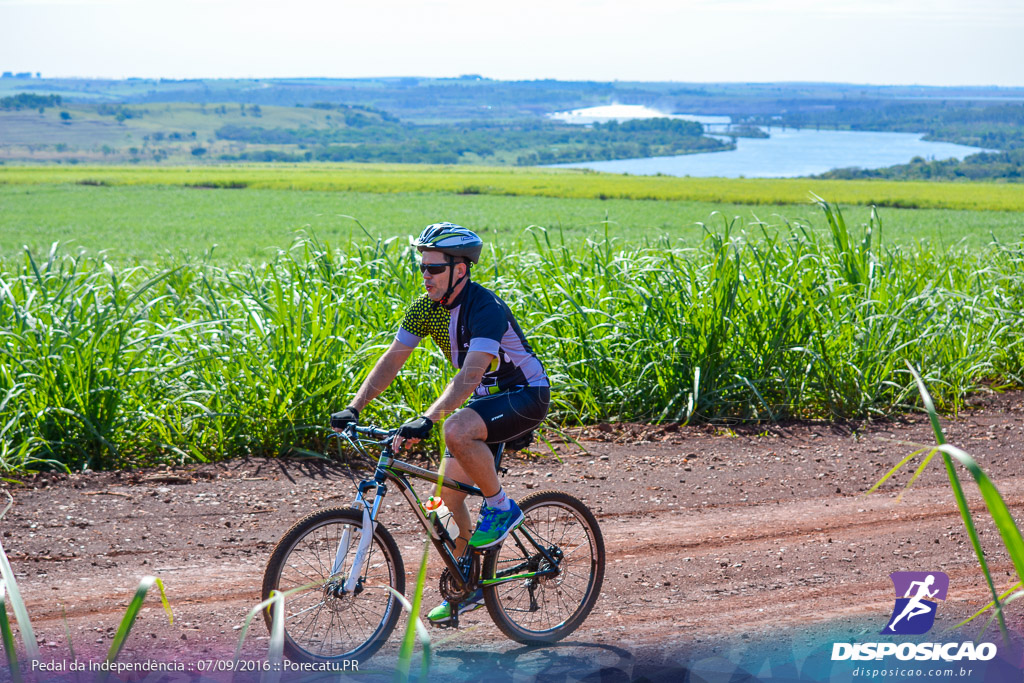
[483,491,605,642]
[263,508,404,662]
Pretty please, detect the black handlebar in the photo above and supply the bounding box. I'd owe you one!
[352,424,396,439]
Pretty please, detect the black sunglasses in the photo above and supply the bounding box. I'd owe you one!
[419,262,452,275]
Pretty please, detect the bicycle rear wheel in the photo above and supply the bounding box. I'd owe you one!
[261,507,405,664]
[482,490,605,643]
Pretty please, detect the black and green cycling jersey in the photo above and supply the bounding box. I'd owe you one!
[395,281,549,396]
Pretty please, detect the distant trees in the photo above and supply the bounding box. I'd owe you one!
[758,101,1024,151]
[0,93,62,110]
[212,116,729,165]
[97,104,145,121]
[818,149,1024,182]
[219,149,306,162]
[308,102,399,122]
[596,118,704,137]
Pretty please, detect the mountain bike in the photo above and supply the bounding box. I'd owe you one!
[261,423,605,664]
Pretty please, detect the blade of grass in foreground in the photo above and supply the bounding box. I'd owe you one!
[864,447,933,498]
[235,590,287,683]
[955,581,1023,634]
[387,583,432,683]
[906,363,1011,640]
[97,576,172,683]
[1,580,22,683]
[0,492,39,665]
[252,591,284,683]
[395,538,432,683]
[61,604,76,661]
[977,591,1024,639]
[393,459,448,682]
[938,443,1024,587]
[234,580,327,683]
[104,576,172,663]
[266,595,284,683]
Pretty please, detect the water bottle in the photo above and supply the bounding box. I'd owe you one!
[423,496,459,540]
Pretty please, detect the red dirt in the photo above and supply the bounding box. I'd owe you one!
[4,391,1024,680]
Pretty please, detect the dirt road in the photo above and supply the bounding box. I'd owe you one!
[4,391,1024,681]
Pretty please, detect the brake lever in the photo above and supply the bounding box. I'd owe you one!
[327,427,365,458]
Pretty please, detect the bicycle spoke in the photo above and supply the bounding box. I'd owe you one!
[287,600,327,621]
[281,563,323,586]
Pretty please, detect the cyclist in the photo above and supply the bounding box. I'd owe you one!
[331,222,550,625]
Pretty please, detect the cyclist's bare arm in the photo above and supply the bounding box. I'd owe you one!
[423,351,493,422]
[348,339,416,414]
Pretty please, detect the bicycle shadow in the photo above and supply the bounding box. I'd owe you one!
[431,641,637,683]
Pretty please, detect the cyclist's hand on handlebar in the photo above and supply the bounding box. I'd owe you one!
[330,406,360,432]
[392,416,433,451]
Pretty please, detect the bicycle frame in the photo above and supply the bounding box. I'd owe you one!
[332,424,562,599]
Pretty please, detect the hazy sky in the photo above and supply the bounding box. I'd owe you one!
[2,0,1022,86]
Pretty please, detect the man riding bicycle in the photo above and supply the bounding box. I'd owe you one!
[331,222,550,625]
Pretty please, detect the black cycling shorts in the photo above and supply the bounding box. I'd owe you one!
[462,385,550,445]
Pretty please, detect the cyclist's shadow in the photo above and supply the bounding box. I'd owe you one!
[434,641,635,683]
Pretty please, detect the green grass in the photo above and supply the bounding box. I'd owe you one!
[2,183,1023,262]
[1,167,1021,473]
[1,200,1021,472]
[3,165,1024,211]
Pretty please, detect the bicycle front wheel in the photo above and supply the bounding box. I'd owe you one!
[261,507,405,664]
[482,490,605,643]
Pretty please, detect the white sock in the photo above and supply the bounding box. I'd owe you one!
[485,488,510,511]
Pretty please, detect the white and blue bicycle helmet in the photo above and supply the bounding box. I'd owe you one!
[413,223,483,264]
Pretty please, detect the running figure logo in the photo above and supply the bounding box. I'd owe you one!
[883,572,949,635]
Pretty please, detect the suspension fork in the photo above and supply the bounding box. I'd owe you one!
[333,479,387,593]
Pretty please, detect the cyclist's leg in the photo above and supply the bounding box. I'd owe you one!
[441,386,548,555]
[443,408,502,499]
[446,409,531,548]
[454,387,550,548]
[427,420,490,625]
[428,388,550,623]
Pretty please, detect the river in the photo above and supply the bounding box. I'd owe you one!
[547,105,992,178]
